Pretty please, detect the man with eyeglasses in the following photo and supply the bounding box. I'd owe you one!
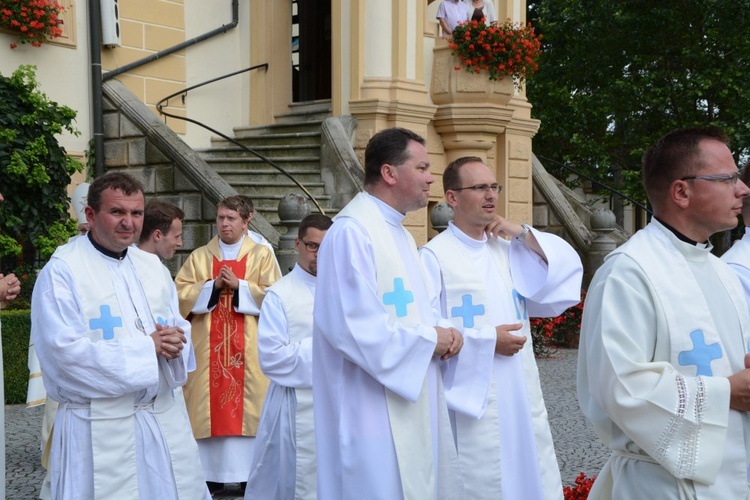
[245,213,332,499]
[722,163,750,304]
[420,156,583,498]
[175,195,280,496]
[579,127,750,499]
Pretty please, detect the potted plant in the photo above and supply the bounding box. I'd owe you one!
[0,0,64,48]
[450,19,541,87]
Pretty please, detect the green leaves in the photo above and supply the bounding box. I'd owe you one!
[0,65,81,258]
[528,0,750,215]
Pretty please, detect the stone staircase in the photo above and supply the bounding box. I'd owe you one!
[196,100,338,230]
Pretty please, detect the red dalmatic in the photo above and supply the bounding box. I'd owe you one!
[209,255,248,436]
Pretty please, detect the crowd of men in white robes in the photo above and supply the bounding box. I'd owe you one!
[21,124,750,500]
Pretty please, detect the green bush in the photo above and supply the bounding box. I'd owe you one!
[1,309,30,404]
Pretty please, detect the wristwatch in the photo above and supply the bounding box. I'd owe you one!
[516,223,531,242]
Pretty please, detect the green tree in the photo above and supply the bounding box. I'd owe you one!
[528,0,750,229]
[0,65,82,261]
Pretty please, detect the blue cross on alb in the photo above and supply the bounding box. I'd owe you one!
[452,294,485,328]
[512,289,528,321]
[89,305,123,340]
[678,329,723,376]
[156,316,168,326]
[383,278,414,318]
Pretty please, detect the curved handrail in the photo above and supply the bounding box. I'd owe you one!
[535,155,652,215]
[156,64,326,214]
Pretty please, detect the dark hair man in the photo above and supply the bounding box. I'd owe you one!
[139,200,185,260]
[31,172,207,499]
[579,127,750,498]
[245,213,332,498]
[313,128,495,499]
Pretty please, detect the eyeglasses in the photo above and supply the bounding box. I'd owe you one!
[450,183,503,194]
[300,239,320,252]
[681,172,741,186]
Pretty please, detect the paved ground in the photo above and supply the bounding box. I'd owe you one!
[5,348,609,498]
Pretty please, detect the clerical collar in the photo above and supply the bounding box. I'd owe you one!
[88,232,128,260]
[365,192,405,227]
[653,217,705,246]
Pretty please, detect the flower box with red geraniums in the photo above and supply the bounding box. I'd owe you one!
[449,18,541,88]
[0,0,64,48]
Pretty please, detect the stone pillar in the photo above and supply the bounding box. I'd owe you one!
[587,208,618,286]
[276,194,311,275]
[430,202,453,233]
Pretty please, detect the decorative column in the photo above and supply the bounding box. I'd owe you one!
[276,194,311,275]
[587,208,618,286]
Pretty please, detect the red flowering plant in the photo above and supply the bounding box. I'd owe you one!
[531,290,586,353]
[449,18,541,87]
[0,0,64,48]
[563,472,596,499]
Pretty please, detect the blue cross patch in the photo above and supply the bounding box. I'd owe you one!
[383,278,414,318]
[89,305,123,340]
[512,289,528,320]
[451,294,485,328]
[678,329,723,376]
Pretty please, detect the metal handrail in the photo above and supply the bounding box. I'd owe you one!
[536,155,652,215]
[156,64,326,214]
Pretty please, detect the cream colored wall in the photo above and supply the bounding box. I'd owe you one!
[0,0,91,155]
[182,0,249,148]
[103,0,187,134]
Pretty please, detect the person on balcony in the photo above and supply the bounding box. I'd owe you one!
[436,0,469,36]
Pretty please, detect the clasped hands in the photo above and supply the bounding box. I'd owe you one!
[151,324,186,359]
[0,273,21,302]
[214,265,240,290]
[434,326,463,360]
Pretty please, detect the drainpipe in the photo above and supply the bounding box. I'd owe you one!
[89,0,104,176]
[90,0,240,176]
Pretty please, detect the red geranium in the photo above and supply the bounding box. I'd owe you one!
[0,0,64,48]
[449,18,542,86]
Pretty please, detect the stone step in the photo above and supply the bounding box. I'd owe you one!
[232,122,324,138]
[214,130,321,146]
[231,182,328,197]
[199,145,319,160]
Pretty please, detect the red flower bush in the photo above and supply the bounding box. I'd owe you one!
[449,18,542,86]
[0,0,64,48]
[531,290,586,350]
[564,472,596,499]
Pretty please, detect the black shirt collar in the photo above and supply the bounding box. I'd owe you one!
[653,216,704,246]
[87,232,128,260]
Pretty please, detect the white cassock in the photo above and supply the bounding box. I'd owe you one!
[31,235,208,500]
[579,220,750,500]
[421,221,583,499]
[248,229,282,274]
[722,227,750,307]
[245,263,317,499]
[313,193,495,500]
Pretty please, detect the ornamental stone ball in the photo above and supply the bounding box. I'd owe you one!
[430,202,454,233]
